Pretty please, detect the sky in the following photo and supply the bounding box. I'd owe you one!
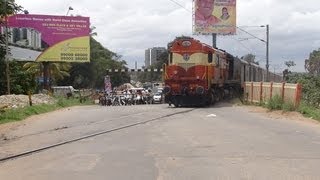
[16,0,320,72]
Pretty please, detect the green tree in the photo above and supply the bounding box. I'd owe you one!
[137,50,168,82]
[10,61,36,94]
[0,0,23,95]
[287,73,320,107]
[305,49,320,76]
[23,62,71,85]
[283,60,296,81]
[285,60,296,68]
[241,53,259,65]
[0,0,22,18]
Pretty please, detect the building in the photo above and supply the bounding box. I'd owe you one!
[145,47,167,67]
[1,27,42,49]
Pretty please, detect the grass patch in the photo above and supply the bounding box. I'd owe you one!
[241,93,320,121]
[298,103,320,121]
[261,95,296,112]
[265,95,283,110]
[282,101,296,112]
[0,97,93,124]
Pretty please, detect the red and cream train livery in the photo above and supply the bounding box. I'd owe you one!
[162,36,281,107]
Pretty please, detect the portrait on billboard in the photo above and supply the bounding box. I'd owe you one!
[195,0,220,26]
[193,0,236,35]
[220,7,230,20]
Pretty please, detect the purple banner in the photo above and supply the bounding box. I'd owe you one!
[7,14,89,46]
[2,14,90,62]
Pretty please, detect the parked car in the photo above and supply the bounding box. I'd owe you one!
[153,93,162,104]
[51,86,79,97]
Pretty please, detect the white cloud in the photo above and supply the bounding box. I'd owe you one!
[15,0,320,72]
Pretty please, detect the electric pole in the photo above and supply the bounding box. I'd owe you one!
[212,33,217,48]
[266,24,269,82]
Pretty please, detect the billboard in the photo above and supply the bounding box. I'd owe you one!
[1,14,90,62]
[193,0,236,34]
[104,75,112,93]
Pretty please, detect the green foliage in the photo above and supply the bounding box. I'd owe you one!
[241,54,259,65]
[287,73,320,107]
[0,0,22,18]
[282,101,295,112]
[0,61,36,95]
[0,0,23,95]
[298,103,320,121]
[265,95,283,110]
[0,97,92,124]
[284,60,296,68]
[22,62,71,87]
[263,95,295,111]
[305,48,320,76]
[283,60,296,81]
[137,51,168,82]
[138,65,162,82]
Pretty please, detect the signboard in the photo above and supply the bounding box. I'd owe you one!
[193,0,236,34]
[1,14,90,62]
[104,76,112,93]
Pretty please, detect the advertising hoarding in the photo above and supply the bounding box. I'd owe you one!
[104,75,112,93]
[1,14,90,62]
[193,0,236,34]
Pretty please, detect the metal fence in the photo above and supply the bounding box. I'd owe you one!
[244,82,302,107]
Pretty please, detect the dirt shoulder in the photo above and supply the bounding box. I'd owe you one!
[0,106,85,140]
[239,104,320,126]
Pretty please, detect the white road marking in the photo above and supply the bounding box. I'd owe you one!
[207,114,217,117]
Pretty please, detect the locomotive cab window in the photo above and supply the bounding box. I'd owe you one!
[216,54,220,66]
[169,52,173,64]
[208,53,213,63]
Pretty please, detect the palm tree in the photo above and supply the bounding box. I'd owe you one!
[23,62,71,85]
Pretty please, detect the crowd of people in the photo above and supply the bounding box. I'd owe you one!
[98,89,160,106]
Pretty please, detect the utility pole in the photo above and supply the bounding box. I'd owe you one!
[266,24,269,82]
[212,33,217,48]
[4,0,10,94]
[238,25,270,81]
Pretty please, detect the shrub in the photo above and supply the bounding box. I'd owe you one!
[282,101,295,112]
[298,102,320,121]
[266,95,283,110]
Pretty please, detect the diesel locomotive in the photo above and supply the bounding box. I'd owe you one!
[162,36,282,107]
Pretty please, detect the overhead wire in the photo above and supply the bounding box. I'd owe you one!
[167,0,192,13]
[236,26,266,43]
[229,36,253,53]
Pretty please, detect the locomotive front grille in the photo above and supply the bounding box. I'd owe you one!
[178,63,195,70]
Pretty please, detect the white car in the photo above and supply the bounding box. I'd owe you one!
[153,93,162,103]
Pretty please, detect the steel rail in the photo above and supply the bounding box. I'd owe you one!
[0,108,195,163]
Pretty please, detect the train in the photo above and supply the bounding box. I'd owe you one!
[162,36,282,107]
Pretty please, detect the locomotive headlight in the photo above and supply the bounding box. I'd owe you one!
[196,86,204,95]
[163,86,171,94]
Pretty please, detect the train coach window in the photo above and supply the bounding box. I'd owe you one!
[216,55,220,66]
[208,53,213,63]
[169,52,173,64]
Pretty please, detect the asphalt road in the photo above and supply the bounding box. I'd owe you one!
[0,103,320,179]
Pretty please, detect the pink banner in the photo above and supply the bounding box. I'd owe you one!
[2,14,90,62]
[7,14,89,46]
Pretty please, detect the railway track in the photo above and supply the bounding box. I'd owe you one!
[0,108,195,163]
